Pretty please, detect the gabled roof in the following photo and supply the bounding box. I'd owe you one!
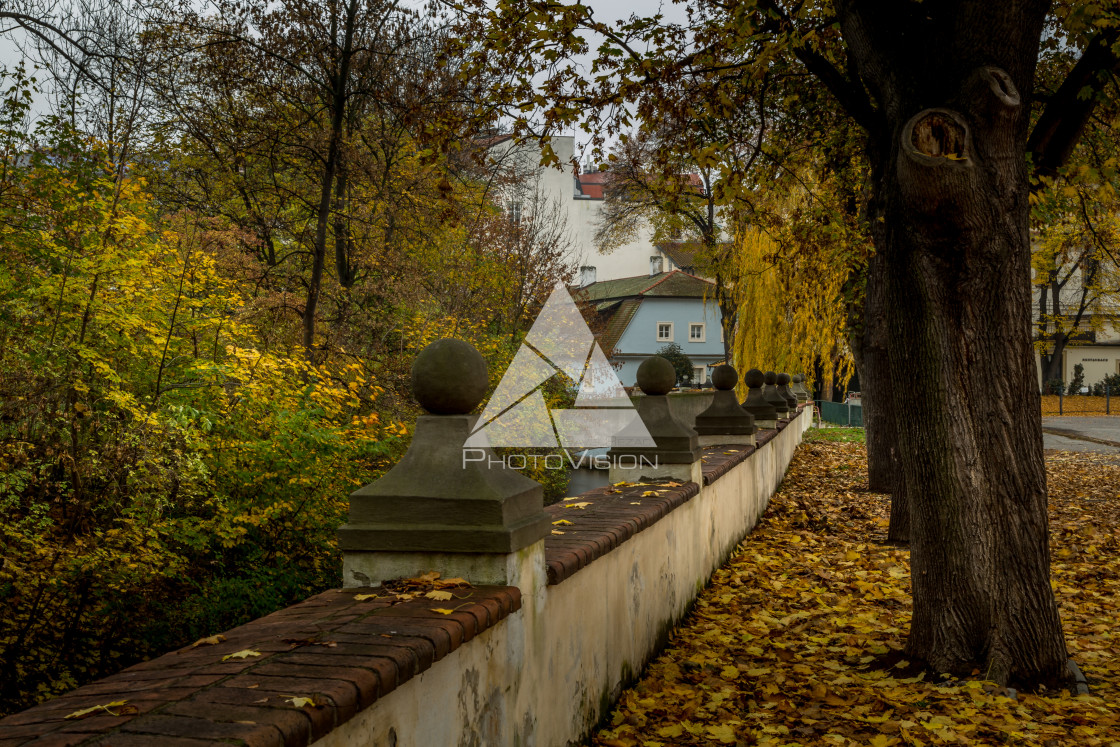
[572,270,716,303]
[597,298,642,355]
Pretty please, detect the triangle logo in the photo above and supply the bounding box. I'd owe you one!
[465,284,655,449]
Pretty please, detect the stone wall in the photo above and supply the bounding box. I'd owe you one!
[0,409,810,747]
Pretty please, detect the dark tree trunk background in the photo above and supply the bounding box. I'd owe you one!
[838,0,1068,685]
[857,254,909,541]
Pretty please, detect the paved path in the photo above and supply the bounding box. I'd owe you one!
[1042,416,1120,454]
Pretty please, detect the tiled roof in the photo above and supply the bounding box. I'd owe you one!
[598,298,642,355]
[573,271,716,303]
[577,172,607,199]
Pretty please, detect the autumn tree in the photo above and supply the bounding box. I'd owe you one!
[456,0,1120,686]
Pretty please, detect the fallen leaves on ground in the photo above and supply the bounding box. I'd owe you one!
[593,439,1120,746]
[1041,395,1120,416]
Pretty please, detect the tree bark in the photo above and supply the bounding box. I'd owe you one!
[839,0,1068,686]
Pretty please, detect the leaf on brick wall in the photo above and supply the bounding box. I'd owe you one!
[424,590,453,601]
[64,700,138,719]
[190,634,226,648]
[222,649,261,661]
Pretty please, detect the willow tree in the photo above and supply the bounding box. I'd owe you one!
[457,0,1120,686]
[729,227,856,396]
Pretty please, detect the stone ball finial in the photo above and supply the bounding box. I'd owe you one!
[411,338,488,415]
[793,374,802,384]
[777,372,791,386]
[637,355,676,396]
[764,370,777,385]
[711,364,738,390]
[744,368,765,388]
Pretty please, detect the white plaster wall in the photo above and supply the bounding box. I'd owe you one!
[314,410,808,747]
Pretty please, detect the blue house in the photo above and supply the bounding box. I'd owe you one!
[572,271,725,388]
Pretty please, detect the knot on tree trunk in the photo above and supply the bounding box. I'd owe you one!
[903,108,971,164]
[897,108,978,221]
[976,66,1020,108]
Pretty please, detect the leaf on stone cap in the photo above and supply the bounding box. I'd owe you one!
[640,490,663,497]
[630,502,641,505]
[222,649,261,661]
[552,519,573,526]
[662,481,682,487]
[431,608,455,615]
[354,593,380,601]
[551,529,565,535]
[190,634,226,648]
[565,502,591,509]
[403,571,441,585]
[433,577,470,589]
[65,700,137,719]
[425,590,453,601]
[286,696,323,709]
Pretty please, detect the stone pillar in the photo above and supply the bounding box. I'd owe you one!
[776,373,798,409]
[337,339,551,589]
[740,368,778,428]
[763,370,790,419]
[693,364,756,447]
[792,374,810,404]
[607,356,702,485]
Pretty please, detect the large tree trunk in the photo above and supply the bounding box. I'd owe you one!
[841,1,1068,686]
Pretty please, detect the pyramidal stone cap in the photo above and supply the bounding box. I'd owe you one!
[740,367,777,424]
[694,364,756,436]
[610,355,699,463]
[792,374,810,403]
[338,338,551,556]
[763,370,790,416]
[776,372,798,408]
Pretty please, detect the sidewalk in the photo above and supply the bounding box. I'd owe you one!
[1042,416,1120,454]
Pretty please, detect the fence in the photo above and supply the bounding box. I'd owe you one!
[817,399,864,427]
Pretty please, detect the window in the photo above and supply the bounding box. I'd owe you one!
[507,201,522,225]
[689,323,705,342]
[657,322,673,341]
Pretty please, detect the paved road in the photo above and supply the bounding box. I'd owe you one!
[1041,416,1120,454]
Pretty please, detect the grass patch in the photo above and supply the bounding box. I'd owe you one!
[805,426,866,443]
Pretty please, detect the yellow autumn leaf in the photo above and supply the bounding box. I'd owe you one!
[286,696,321,708]
[657,723,683,738]
[424,590,453,601]
[354,593,379,601]
[565,502,591,509]
[552,519,573,526]
[551,529,565,535]
[431,608,455,615]
[190,634,227,648]
[706,723,737,743]
[65,700,134,720]
[222,649,261,661]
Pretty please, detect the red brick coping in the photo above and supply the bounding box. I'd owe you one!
[543,410,800,585]
[0,407,803,746]
[0,587,520,746]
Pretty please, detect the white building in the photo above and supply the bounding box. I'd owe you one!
[487,134,695,283]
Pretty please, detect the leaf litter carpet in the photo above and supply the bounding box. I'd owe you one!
[592,439,1120,746]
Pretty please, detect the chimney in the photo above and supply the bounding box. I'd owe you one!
[649,256,663,276]
[580,265,597,287]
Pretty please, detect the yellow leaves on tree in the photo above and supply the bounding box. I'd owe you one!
[729,227,855,396]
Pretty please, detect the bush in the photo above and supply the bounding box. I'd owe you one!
[656,343,694,386]
[1067,364,1085,395]
[1091,373,1120,396]
[1044,379,1065,395]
